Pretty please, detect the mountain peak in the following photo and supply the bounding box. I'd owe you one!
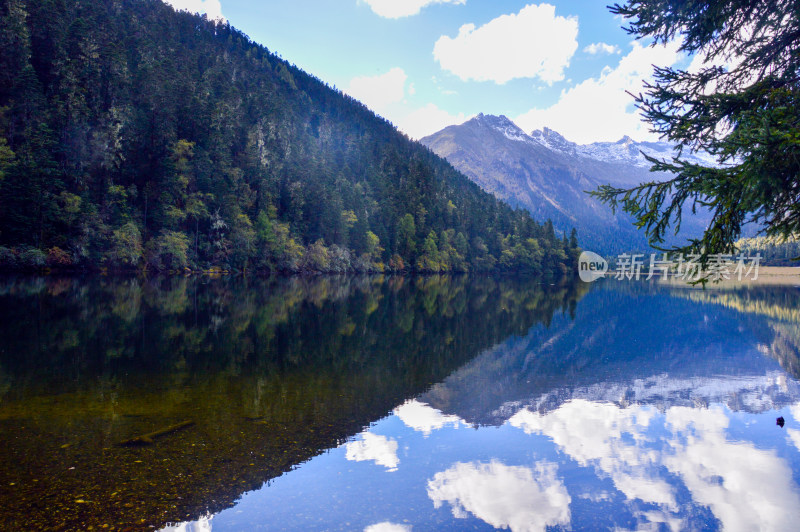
[531,127,569,143]
[470,114,529,142]
[473,113,518,128]
[530,127,576,154]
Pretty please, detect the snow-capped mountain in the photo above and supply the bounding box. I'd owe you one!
[480,113,533,144]
[530,126,718,169]
[420,114,713,254]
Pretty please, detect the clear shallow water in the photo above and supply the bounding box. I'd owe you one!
[1,276,800,531]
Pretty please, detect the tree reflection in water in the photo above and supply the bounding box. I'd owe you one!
[0,275,585,531]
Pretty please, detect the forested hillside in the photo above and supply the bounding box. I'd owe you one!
[0,0,578,275]
[736,236,800,266]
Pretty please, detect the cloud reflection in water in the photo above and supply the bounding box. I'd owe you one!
[427,460,571,532]
[394,399,469,436]
[345,432,400,472]
[510,399,800,531]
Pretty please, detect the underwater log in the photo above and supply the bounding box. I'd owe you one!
[118,420,195,447]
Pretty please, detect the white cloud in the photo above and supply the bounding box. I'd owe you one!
[433,4,578,85]
[515,41,683,143]
[427,460,571,532]
[394,400,468,436]
[346,68,409,114]
[396,103,472,140]
[685,45,749,100]
[164,0,225,21]
[160,516,213,532]
[787,429,800,452]
[364,522,411,532]
[362,0,465,19]
[344,71,469,140]
[511,401,677,511]
[509,400,800,531]
[345,432,400,472]
[584,42,621,55]
[663,406,800,532]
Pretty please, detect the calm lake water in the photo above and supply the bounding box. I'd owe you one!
[1,275,800,531]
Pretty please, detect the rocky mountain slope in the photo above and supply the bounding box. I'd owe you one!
[421,114,714,255]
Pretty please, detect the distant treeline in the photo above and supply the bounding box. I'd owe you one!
[0,0,578,275]
[736,236,800,266]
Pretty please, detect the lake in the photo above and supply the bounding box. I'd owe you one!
[1,275,800,531]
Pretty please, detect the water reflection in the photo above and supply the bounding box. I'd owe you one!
[161,516,213,532]
[0,275,584,531]
[420,283,800,426]
[346,433,400,472]
[195,281,800,531]
[364,523,411,532]
[394,400,468,436]
[511,401,800,530]
[3,277,800,530]
[427,460,571,531]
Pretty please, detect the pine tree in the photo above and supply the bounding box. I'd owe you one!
[0,0,579,275]
[592,0,800,258]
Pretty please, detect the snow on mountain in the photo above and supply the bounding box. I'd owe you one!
[492,371,798,422]
[528,127,579,155]
[420,114,715,255]
[469,113,718,169]
[472,113,531,143]
[572,135,719,169]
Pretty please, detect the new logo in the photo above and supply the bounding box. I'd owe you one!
[578,251,608,283]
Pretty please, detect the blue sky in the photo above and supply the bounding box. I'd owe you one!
[164,0,692,143]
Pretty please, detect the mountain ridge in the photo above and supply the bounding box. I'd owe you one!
[467,113,718,170]
[421,114,714,255]
[0,0,576,275]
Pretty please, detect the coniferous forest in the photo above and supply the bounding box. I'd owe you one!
[0,0,579,275]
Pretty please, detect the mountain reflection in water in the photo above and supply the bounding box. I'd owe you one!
[1,277,800,531]
[0,275,582,531]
